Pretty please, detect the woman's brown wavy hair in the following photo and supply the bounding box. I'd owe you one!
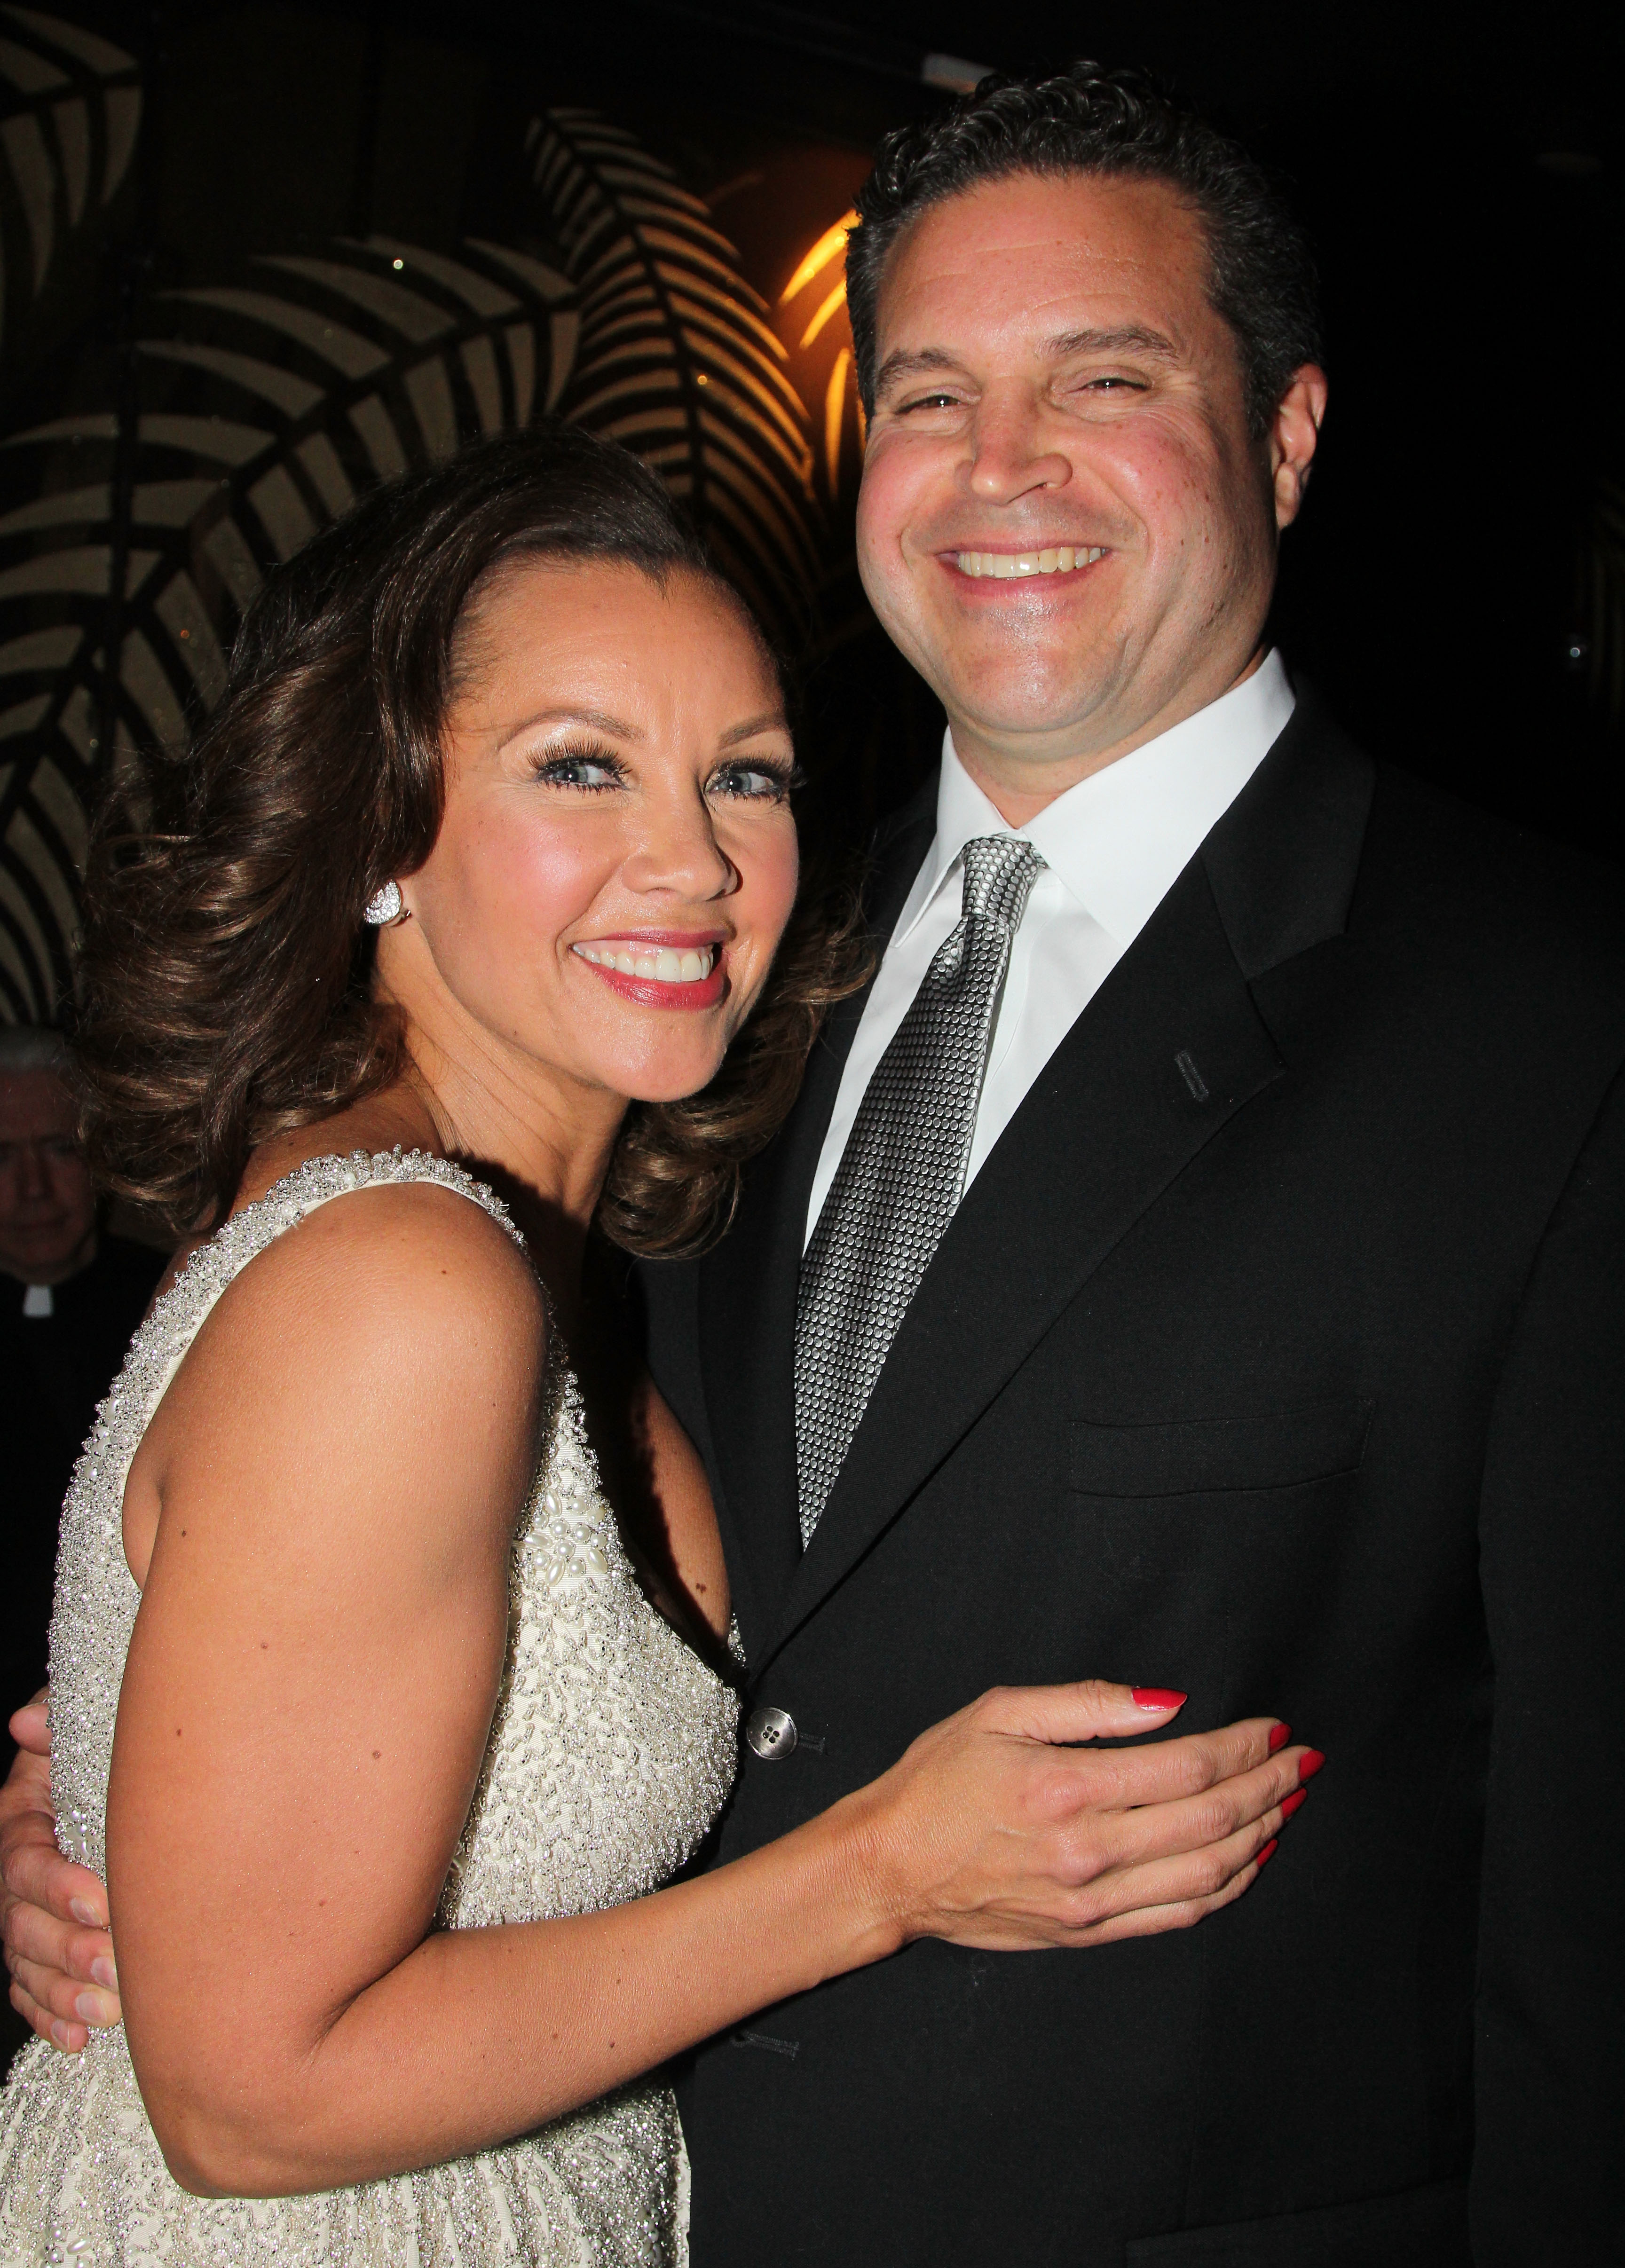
[73,425,870,1255]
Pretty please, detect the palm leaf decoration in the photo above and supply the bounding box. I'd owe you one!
[0,6,139,378]
[0,233,577,1020]
[530,106,822,641]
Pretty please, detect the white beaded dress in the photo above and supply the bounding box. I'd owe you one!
[0,1150,740,2267]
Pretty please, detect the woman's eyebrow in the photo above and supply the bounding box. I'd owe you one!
[503,705,642,743]
[718,710,789,748]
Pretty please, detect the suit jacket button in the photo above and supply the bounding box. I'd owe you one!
[745,1706,797,1760]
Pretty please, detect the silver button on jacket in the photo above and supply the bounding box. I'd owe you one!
[745,1706,797,1760]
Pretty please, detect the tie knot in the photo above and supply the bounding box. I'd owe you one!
[959,834,1045,928]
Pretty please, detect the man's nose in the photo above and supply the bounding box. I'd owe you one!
[966,388,1071,507]
[14,1142,51,1199]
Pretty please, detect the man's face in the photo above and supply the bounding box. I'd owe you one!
[0,1069,97,1285]
[856,170,1323,810]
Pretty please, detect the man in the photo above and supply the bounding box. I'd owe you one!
[639,67,1624,2266]
[0,1028,163,1706]
[3,62,1621,2264]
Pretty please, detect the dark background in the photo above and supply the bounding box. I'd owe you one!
[0,0,1619,1026]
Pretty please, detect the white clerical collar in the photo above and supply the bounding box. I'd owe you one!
[896,650,1296,950]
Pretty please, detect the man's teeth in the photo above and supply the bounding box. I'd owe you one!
[954,545,1108,579]
[575,944,715,984]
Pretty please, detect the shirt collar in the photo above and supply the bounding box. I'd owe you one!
[895,650,1296,950]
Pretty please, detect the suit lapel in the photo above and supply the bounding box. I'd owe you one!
[698,793,936,1659]
[757,697,1376,1670]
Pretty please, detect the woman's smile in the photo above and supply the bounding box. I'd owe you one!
[571,931,726,1008]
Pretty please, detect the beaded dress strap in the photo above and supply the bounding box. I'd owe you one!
[169,1147,524,1318]
[239,1147,525,1248]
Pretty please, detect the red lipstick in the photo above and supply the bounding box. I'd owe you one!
[572,934,728,1012]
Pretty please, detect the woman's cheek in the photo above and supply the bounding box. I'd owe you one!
[726,823,798,1026]
[500,816,612,936]
[753,813,800,929]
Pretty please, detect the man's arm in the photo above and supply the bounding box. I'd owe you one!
[0,1698,119,2048]
[1474,1063,1625,2260]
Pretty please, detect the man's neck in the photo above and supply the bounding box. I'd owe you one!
[948,643,1269,828]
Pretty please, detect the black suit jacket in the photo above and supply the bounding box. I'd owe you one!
[639,691,1625,2267]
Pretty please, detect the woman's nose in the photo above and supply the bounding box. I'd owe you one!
[621,795,738,902]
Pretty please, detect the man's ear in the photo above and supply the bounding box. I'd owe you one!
[1270,365,1328,530]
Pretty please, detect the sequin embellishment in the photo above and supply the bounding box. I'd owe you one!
[0,1151,738,2266]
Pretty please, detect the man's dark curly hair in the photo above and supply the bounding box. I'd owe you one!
[845,62,1322,440]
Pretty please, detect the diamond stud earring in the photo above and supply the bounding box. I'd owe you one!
[363,880,405,926]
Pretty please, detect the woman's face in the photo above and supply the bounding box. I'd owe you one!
[393,557,800,1108]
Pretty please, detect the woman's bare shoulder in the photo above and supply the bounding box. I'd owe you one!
[139,1167,547,1532]
[234,1172,541,1380]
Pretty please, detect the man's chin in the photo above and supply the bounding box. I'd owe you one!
[922,634,1127,726]
[1,1230,83,1277]
[943,680,1128,761]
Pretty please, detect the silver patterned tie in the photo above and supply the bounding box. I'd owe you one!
[795,835,1046,1544]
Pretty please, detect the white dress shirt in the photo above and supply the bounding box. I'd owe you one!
[805,651,1297,1247]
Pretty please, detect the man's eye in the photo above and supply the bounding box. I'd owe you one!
[898,392,962,415]
[707,762,798,803]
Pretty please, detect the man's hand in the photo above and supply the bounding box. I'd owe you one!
[1,1696,118,2050]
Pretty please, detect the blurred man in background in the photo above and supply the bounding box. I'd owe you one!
[0,1028,163,1711]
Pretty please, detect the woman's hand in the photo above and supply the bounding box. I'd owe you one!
[844,1681,1317,1955]
[0,1696,120,2050]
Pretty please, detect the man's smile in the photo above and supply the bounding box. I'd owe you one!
[949,544,1111,579]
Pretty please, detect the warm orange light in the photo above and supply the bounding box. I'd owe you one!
[798,280,848,350]
[780,210,859,304]
[824,348,852,493]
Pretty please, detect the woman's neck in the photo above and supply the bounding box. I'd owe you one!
[239,1026,626,1341]
[404,1020,626,1339]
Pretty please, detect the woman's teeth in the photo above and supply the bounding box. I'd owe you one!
[575,944,715,984]
[954,545,1108,579]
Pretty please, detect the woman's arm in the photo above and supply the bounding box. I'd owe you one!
[106,1184,537,2190]
[51,1185,1307,2201]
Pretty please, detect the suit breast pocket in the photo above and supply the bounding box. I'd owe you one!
[1063,1399,1376,1709]
[1069,1398,1374,1501]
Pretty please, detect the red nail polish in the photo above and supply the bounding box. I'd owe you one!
[1298,1749,1325,1783]
[1132,1687,1187,1711]
[1280,1788,1308,1819]
[1255,1837,1279,1868]
[1268,1723,1292,1753]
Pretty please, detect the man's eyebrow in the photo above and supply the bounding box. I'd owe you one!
[874,325,1183,399]
[872,346,962,397]
[1045,323,1181,361]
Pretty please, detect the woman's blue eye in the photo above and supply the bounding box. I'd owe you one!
[537,751,622,790]
[708,764,796,802]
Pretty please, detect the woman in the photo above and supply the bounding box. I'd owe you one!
[0,428,1305,2264]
